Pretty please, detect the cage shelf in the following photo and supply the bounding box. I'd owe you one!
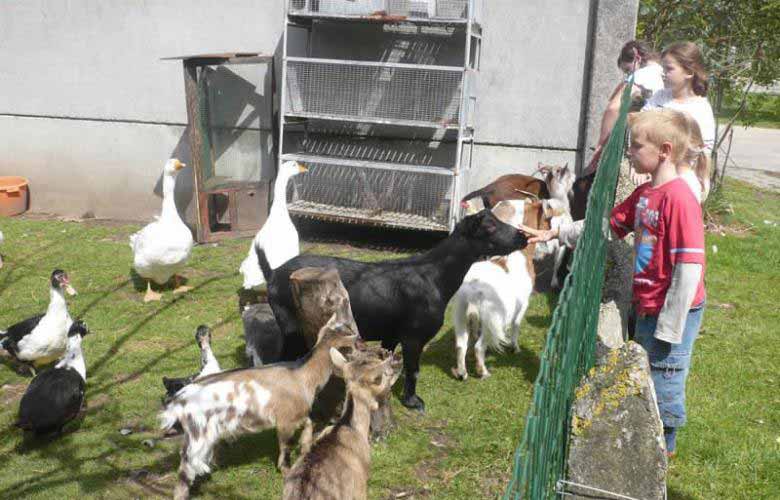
[286,158,453,231]
[282,153,455,175]
[284,58,465,127]
[287,0,476,24]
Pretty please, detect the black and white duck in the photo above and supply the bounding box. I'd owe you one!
[162,325,221,404]
[1,269,77,375]
[16,321,90,435]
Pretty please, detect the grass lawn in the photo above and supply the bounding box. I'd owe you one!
[717,92,780,129]
[0,178,778,499]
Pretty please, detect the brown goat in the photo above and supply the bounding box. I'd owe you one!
[461,171,549,209]
[282,347,402,500]
[160,313,358,500]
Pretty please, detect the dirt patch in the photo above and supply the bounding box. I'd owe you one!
[1,383,27,405]
[705,220,756,237]
[111,371,145,386]
[121,469,176,498]
[19,211,144,226]
[87,393,111,412]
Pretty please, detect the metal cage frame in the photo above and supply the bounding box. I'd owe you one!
[279,0,482,232]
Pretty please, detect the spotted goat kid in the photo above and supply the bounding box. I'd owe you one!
[283,347,402,500]
[160,313,358,500]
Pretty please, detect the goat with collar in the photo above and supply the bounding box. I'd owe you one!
[16,321,90,436]
[1,269,77,375]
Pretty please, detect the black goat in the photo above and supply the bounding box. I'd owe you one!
[257,209,528,412]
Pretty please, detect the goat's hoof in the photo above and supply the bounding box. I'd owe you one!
[450,367,468,381]
[401,394,425,413]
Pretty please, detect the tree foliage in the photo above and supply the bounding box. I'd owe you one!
[638,0,780,90]
[637,1,780,192]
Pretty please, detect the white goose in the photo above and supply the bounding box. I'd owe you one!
[130,158,194,302]
[239,161,308,290]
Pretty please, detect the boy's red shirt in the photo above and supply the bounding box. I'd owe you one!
[610,178,706,315]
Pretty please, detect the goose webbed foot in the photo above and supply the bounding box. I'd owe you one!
[172,275,193,295]
[143,281,163,303]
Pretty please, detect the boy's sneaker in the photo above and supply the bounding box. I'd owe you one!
[663,426,677,458]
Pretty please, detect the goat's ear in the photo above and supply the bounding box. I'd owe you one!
[329,347,348,371]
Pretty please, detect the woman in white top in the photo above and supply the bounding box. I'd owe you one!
[587,41,665,173]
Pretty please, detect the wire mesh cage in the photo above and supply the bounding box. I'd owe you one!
[287,159,453,231]
[285,59,463,126]
[288,0,471,20]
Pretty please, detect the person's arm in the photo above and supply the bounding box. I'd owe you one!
[597,82,626,147]
[655,263,702,344]
[654,190,706,343]
[586,82,627,173]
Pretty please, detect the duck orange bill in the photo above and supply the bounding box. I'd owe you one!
[174,160,187,170]
[297,163,309,173]
[65,284,77,296]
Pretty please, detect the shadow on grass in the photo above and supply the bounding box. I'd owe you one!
[0,240,73,305]
[667,486,699,500]
[297,218,447,253]
[87,274,239,396]
[423,328,541,385]
[0,441,181,499]
[0,401,269,499]
[129,268,190,294]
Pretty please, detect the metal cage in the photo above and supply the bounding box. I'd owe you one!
[288,0,474,22]
[287,156,453,231]
[280,1,481,232]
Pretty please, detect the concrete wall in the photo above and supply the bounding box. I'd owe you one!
[0,0,637,224]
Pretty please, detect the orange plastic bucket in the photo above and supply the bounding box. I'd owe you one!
[0,176,30,216]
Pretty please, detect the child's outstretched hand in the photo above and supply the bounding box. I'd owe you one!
[520,225,559,244]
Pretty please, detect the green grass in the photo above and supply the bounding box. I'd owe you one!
[0,217,552,499]
[1,178,778,499]
[717,92,780,129]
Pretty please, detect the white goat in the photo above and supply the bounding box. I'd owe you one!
[535,164,575,289]
[534,198,574,289]
[451,200,533,380]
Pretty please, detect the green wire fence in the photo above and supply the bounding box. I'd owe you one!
[504,78,633,499]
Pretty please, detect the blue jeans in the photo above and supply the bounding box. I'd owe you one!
[634,304,705,429]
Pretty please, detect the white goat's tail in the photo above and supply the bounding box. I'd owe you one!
[465,302,481,341]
